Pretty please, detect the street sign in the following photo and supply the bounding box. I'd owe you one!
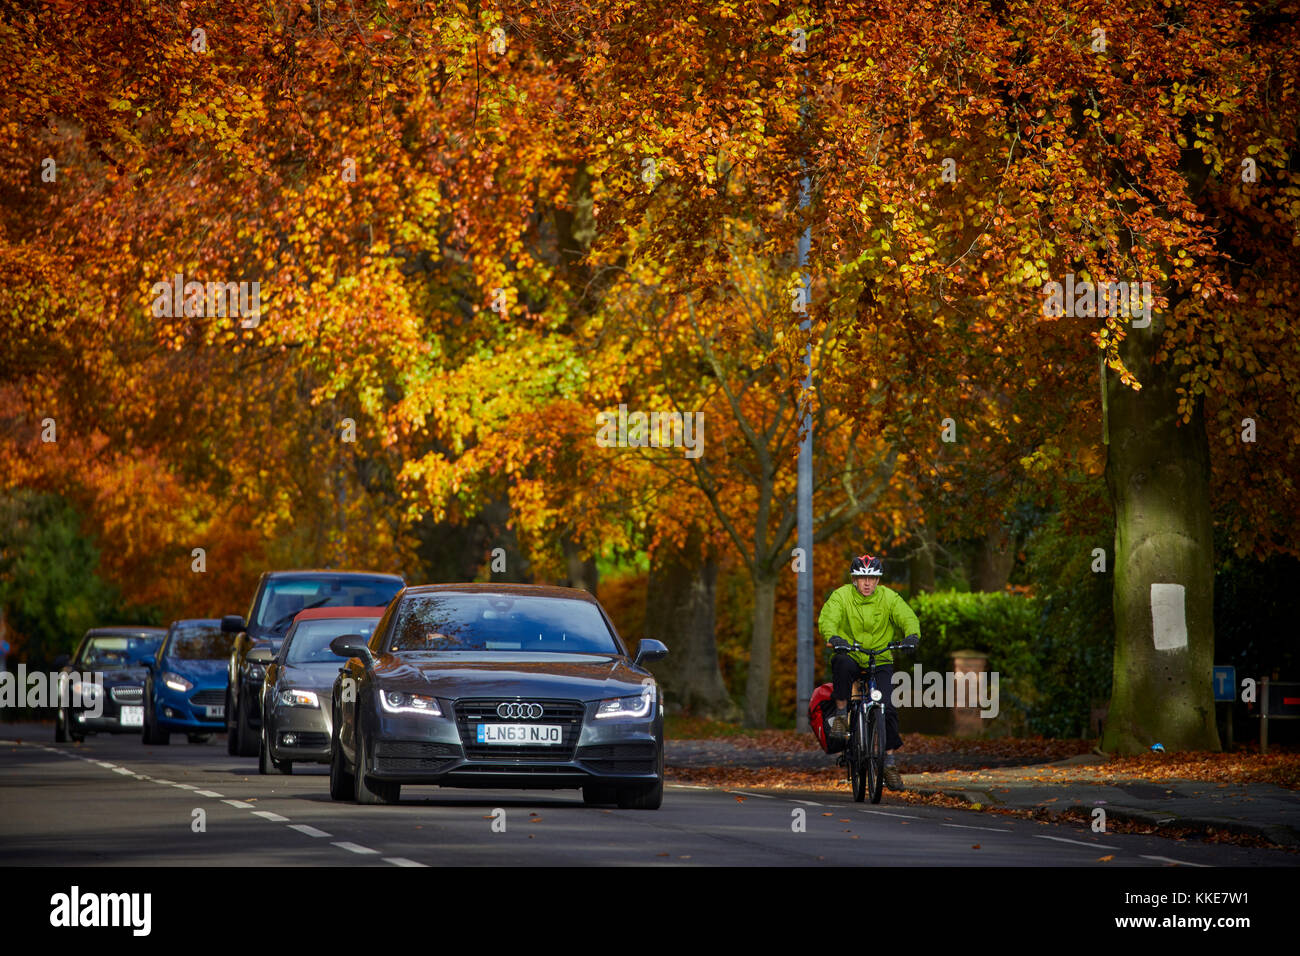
[1213,665,1235,702]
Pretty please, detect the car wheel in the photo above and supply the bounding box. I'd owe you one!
[55,708,67,743]
[616,742,664,810]
[144,690,169,746]
[236,689,258,757]
[258,726,274,775]
[354,728,398,805]
[68,709,85,743]
[225,688,238,755]
[328,726,354,801]
[582,784,617,805]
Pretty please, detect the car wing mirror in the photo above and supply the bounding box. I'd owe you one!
[633,639,668,668]
[221,615,246,634]
[329,634,373,664]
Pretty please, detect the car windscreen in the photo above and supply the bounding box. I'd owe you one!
[256,576,403,632]
[285,618,379,664]
[165,626,234,661]
[387,594,620,655]
[81,636,161,669]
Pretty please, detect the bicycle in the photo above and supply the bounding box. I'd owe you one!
[829,638,912,804]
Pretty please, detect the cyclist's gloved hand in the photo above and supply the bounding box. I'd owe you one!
[900,634,920,650]
[828,636,850,652]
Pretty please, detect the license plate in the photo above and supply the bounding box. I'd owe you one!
[476,723,562,745]
[120,706,143,727]
[205,705,224,719]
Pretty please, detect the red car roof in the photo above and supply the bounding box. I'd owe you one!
[292,606,386,622]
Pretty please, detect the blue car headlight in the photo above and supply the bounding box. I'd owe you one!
[379,690,442,716]
[595,686,656,719]
[162,672,193,693]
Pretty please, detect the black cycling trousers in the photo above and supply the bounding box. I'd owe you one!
[831,653,903,751]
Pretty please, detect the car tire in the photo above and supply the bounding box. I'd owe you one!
[582,784,617,805]
[225,688,237,755]
[616,743,664,810]
[55,709,67,743]
[258,727,274,775]
[68,709,85,743]
[328,722,354,801]
[236,689,258,757]
[143,690,170,746]
[354,728,399,805]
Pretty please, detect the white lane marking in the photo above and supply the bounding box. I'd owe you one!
[195,790,224,798]
[172,783,197,790]
[791,800,823,806]
[1035,834,1119,850]
[1141,855,1211,868]
[859,809,922,820]
[222,800,256,809]
[252,810,289,823]
[113,767,133,775]
[288,824,332,838]
[153,779,175,785]
[666,784,711,790]
[332,842,378,855]
[726,790,776,799]
[942,823,1012,832]
[95,761,117,769]
[384,857,427,867]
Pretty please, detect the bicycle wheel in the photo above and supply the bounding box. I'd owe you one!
[850,706,867,802]
[867,705,886,804]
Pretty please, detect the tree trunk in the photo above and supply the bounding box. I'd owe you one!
[644,544,737,720]
[562,538,598,596]
[908,528,936,596]
[742,572,778,728]
[972,526,1015,592]
[1102,316,1220,754]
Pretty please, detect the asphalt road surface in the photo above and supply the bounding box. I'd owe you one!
[2,723,1293,867]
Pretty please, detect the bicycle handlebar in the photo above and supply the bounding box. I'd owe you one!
[829,637,915,659]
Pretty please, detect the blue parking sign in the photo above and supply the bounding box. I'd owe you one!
[1213,666,1235,702]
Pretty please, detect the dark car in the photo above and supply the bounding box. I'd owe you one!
[142,619,234,745]
[222,570,405,756]
[54,627,166,742]
[328,584,668,809]
[256,606,383,775]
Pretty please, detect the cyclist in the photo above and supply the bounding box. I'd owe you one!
[818,553,920,791]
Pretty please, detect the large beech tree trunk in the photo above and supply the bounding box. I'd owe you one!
[644,543,736,720]
[1102,314,1220,754]
[742,572,778,728]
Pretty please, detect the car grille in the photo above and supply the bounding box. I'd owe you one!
[576,742,658,775]
[375,740,461,774]
[279,731,329,749]
[454,698,584,761]
[190,688,225,707]
[111,686,143,703]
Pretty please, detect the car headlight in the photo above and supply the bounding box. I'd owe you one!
[595,686,656,719]
[163,672,193,693]
[379,690,442,716]
[71,680,101,701]
[278,688,319,708]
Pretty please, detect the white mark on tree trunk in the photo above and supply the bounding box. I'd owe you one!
[1151,583,1188,651]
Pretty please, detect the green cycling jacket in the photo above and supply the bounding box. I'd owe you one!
[817,583,920,668]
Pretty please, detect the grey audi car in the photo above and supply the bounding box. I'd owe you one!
[256,606,383,775]
[328,584,668,809]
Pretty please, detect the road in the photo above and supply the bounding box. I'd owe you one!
[1,723,1293,867]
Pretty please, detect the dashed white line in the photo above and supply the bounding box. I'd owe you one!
[1141,855,1210,868]
[726,790,776,799]
[172,783,197,790]
[332,842,378,855]
[383,857,427,867]
[194,790,224,798]
[112,767,133,775]
[288,824,332,838]
[791,800,823,807]
[252,810,289,823]
[153,779,175,785]
[95,761,117,769]
[858,809,922,820]
[222,800,256,809]
[1035,834,1118,850]
[942,823,1012,832]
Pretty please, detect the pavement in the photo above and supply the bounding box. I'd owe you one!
[665,740,1300,849]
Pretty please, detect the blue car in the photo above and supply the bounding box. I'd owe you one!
[142,619,235,745]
